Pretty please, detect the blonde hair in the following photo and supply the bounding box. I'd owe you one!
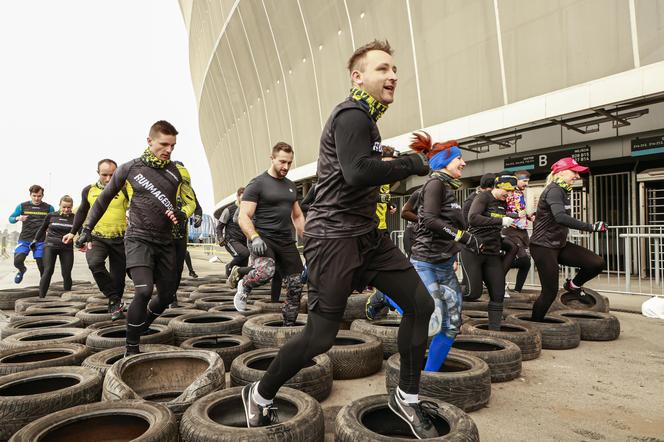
[545,172,556,185]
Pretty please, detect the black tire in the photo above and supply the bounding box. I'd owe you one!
[254,299,306,314]
[462,299,489,312]
[103,350,225,419]
[87,319,127,330]
[342,292,376,322]
[179,386,324,441]
[550,310,620,341]
[350,318,401,358]
[242,313,308,348]
[15,307,80,318]
[451,336,522,382]
[462,310,489,320]
[154,308,204,326]
[0,366,102,440]
[61,290,102,302]
[194,295,235,310]
[9,399,178,442]
[75,306,114,326]
[210,302,263,317]
[1,315,83,339]
[25,301,86,312]
[196,283,230,293]
[13,296,60,313]
[327,330,383,380]
[230,347,333,401]
[85,324,174,353]
[385,352,491,412]
[0,288,40,310]
[180,334,253,371]
[0,327,91,349]
[335,393,479,441]
[549,287,609,313]
[460,319,542,361]
[0,343,91,376]
[82,344,181,376]
[506,312,581,350]
[170,312,246,344]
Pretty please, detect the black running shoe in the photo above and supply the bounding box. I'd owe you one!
[388,390,439,439]
[241,382,278,428]
[124,343,140,358]
[110,301,125,321]
[563,279,585,296]
[189,271,198,279]
[365,291,388,320]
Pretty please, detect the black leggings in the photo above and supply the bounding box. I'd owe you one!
[460,249,505,329]
[184,251,194,273]
[270,270,283,302]
[86,238,125,303]
[126,266,174,346]
[257,267,433,399]
[174,238,188,292]
[15,253,44,276]
[39,247,73,297]
[225,239,250,277]
[530,242,605,321]
[501,238,531,292]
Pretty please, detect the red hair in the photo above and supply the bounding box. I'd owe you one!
[409,131,458,159]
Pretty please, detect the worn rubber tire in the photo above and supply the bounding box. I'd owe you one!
[0,327,91,349]
[1,315,83,339]
[75,305,116,326]
[254,299,306,314]
[82,344,181,376]
[9,399,178,442]
[335,393,480,441]
[242,313,308,348]
[451,336,522,382]
[180,334,253,371]
[550,310,620,341]
[179,386,324,441]
[103,350,225,420]
[0,366,102,440]
[26,301,86,312]
[230,347,332,401]
[170,312,246,344]
[196,283,230,293]
[16,307,80,318]
[13,296,60,313]
[386,352,491,412]
[350,318,401,358]
[0,343,91,376]
[549,287,610,313]
[210,302,263,317]
[85,324,174,353]
[153,308,204,326]
[506,312,581,350]
[462,310,489,321]
[460,319,542,361]
[194,295,235,310]
[462,299,489,312]
[342,292,373,322]
[326,330,383,380]
[60,290,103,302]
[0,288,40,310]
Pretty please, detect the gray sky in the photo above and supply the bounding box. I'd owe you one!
[0,0,213,232]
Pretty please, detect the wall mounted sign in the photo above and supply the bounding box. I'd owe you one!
[631,135,664,157]
[504,146,591,173]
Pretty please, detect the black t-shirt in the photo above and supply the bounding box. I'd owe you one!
[35,212,75,249]
[467,191,506,255]
[243,171,297,243]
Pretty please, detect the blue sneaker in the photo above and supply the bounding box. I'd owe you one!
[365,291,388,320]
[14,271,25,284]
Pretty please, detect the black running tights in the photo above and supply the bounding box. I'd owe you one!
[15,252,44,276]
[258,267,433,399]
[38,247,73,297]
[126,266,174,345]
[530,242,605,321]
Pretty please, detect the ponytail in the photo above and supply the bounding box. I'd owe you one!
[545,172,556,185]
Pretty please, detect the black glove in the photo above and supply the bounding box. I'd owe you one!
[379,193,391,204]
[174,210,188,226]
[219,238,227,247]
[74,227,92,249]
[401,152,430,176]
[29,241,37,252]
[458,231,484,254]
[592,221,608,232]
[250,236,267,256]
[192,214,203,228]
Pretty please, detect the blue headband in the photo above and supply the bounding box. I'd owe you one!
[429,146,462,171]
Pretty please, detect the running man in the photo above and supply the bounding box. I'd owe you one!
[219,187,249,282]
[234,142,305,326]
[75,120,196,356]
[64,159,129,320]
[240,40,437,439]
[8,185,54,283]
[34,195,76,297]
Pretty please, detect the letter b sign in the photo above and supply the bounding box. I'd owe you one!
[539,154,547,167]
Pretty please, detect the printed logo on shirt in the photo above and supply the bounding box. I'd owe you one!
[132,173,175,211]
[450,203,461,210]
[372,141,383,153]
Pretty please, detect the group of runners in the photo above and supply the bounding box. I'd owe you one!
[7,39,608,438]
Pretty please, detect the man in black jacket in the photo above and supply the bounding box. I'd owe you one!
[239,40,438,439]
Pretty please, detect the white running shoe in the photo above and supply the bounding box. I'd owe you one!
[234,279,248,312]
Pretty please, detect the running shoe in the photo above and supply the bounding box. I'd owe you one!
[124,344,140,358]
[388,390,439,439]
[234,279,248,312]
[241,382,278,428]
[365,291,388,320]
[227,265,240,289]
[563,279,585,296]
[189,271,198,279]
[504,283,511,298]
[14,271,24,284]
[110,301,125,321]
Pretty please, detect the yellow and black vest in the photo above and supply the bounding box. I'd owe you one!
[85,183,129,238]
